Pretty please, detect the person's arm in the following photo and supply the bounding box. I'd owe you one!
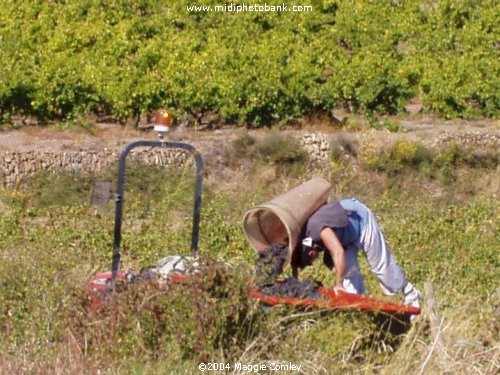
[320,227,346,293]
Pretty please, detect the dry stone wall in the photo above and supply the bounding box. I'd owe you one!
[300,132,330,164]
[0,133,330,186]
[0,148,189,186]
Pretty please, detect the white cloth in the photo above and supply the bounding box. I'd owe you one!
[153,255,199,278]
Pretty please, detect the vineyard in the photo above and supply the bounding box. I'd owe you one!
[1,0,499,126]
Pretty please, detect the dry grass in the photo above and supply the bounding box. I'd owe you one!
[380,308,499,375]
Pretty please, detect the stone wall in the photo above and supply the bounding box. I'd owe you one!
[299,132,330,164]
[0,133,331,186]
[0,148,189,186]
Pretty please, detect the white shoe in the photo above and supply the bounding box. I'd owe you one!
[403,282,420,309]
[342,278,362,294]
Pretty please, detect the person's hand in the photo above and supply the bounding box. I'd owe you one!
[333,285,346,295]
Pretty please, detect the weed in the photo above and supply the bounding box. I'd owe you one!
[232,132,256,157]
[360,140,433,176]
[329,134,359,162]
[223,131,257,168]
[224,132,308,177]
[392,140,431,167]
[435,141,460,168]
[383,119,404,133]
[256,133,307,165]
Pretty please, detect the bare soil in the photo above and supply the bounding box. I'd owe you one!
[0,116,497,152]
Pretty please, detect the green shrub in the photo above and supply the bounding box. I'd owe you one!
[231,132,257,159]
[256,133,306,164]
[384,119,404,133]
[360,139,498,184]
[391,140,431,167]
[360,140,432,176]
[434,141,499,171]
[368,116,404,132]
[224,132,308,177]
[461,148,499,169]
[435,141,461,168]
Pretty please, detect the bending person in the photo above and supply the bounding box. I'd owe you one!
[291,197,420,308]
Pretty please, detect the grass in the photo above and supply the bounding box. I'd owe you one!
[0,138,498,374]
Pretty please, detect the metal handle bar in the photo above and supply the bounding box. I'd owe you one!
[111,140,203,279]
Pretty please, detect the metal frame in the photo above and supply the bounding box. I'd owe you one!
[111,140,203,279]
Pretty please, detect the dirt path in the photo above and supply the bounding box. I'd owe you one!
[0,117,498,153]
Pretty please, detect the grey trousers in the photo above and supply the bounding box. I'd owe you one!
[342,203,407,295]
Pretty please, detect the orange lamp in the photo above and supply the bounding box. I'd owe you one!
[153,109,173,138]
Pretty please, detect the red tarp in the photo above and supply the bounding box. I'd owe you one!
[249,287,421,315]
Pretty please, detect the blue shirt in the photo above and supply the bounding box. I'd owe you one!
[333,198,369,246]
